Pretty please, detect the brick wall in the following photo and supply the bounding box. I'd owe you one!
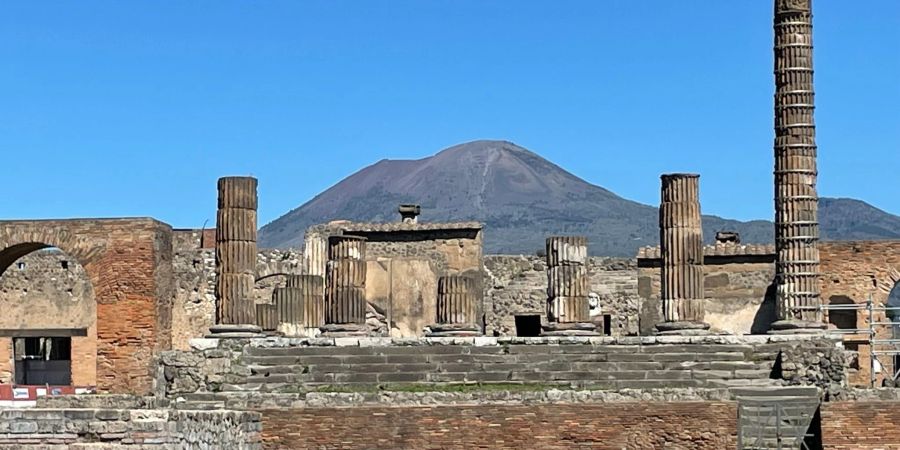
[822,401,900,449]
[259,402,738,449]
[0,219,174,394]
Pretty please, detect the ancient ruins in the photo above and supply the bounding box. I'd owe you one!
[0,0,898,448]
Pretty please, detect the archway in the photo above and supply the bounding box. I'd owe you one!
[0,218,174,394]
[0,247,96,387]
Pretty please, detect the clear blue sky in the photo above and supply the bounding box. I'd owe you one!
[1,1,897,229]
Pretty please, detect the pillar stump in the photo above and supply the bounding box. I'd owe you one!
[274,274,325,337]
[655,174,710,335]
[428,276,481,336]
[770,0,824,333]
[542,236,598,336]
[322,235,368,336]
[210,176,263,337]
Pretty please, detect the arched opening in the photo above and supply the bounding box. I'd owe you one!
[828,295,858,330]
[0,245,96,389]
[888,281,900,383]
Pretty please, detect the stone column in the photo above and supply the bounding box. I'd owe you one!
[211,176,262,336]
[655,174,710,335]
[274,274,325,337]
[322,235,367,335]
[256,304,277,332]
[428,276,481,336]
[542,236,597,335]
[771,0,824,332]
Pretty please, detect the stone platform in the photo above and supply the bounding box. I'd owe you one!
[160,334,846,398]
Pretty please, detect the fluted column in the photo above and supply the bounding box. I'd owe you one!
[212,176,261,335]
[274,274,325,337]
[322,235,367,335]
[655,174,709,334]
[428,276,481,336]
[771,0,824,332]
[542,236,597,335]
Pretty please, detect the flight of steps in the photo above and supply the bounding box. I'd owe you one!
[202,342,780,394]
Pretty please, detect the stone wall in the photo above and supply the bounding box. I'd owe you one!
[260,402,738,449]
[171,230,303,350]
[0,249,96,385]
[637,240,900,386]
[637,245,776,335]
[307,222,483,337]
[0,407,261,449]
[484,255,638,336]
[159,335,847,399]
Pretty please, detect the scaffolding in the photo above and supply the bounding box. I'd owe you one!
[820,297,900,387]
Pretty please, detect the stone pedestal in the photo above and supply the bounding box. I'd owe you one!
[771,0,823,332]
[323,235,368,336]
[428,276,481,336]
[212,176,259,336]
[655,174,710,335]
[542,236,598,336]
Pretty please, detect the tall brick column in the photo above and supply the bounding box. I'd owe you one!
[274,274,325,337]
[211,176,262,337]
[322,235,367,335]
[542,236,597,335]
[655,174,710,335]
[771,0,824,332]
[428,276,481,336]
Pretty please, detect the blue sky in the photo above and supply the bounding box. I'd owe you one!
[1,1,897,228]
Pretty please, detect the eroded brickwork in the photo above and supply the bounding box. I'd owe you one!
[822,401,900,449]
[260,402,738,449]
[0,219,174,393]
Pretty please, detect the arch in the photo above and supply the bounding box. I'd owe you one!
[0,247,97,386]
[827,295,857,330]
[0,225,106,276]
[0,218,173,394]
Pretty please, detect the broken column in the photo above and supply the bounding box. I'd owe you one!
[771,0,824,332]
[428,275,481,336]
[322,235,367,335]
[542,236,596,335]
[274,274,325,337]
[211,176,261,336]
[655,174,710,335]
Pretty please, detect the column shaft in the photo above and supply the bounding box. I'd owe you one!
[215,176,258,325]
[657,174,708,333]
[772,0,822,329]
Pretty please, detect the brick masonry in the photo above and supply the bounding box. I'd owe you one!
[0,219,174,394]
[259,402,739,449]
[821,401,900,449]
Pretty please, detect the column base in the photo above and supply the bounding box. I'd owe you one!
[767,320,826,334]
[655,321,711,336]
[320,323,368,337]
[427,323,482,337]
[207,324,265,338]
[541,322,600,336]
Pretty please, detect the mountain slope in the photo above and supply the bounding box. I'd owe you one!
[259,140,900,256]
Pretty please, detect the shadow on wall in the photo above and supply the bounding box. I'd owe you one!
[750,283,778,334]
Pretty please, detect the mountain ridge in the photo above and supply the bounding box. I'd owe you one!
[259,140,900,256]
